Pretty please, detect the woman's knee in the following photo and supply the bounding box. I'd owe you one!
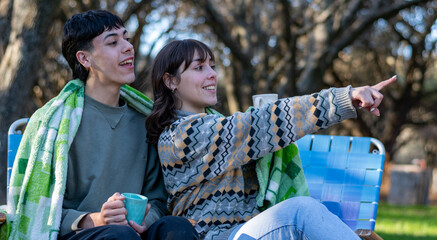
[283,196,324,213]
[284,196,318,206]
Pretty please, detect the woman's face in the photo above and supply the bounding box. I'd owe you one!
[172,50,217,113]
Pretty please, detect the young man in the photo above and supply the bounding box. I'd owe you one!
[1,10,198,240]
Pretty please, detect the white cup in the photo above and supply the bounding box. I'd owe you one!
[252,94,278,108]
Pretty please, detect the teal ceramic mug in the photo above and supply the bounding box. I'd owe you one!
[122,193,148,225]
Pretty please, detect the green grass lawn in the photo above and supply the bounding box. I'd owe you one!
[375,203,437,240]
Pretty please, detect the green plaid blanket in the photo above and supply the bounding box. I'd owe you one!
[0,79,153,239]
[256,143,310,210]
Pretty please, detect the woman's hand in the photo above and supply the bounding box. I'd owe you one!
[350,75,397,116]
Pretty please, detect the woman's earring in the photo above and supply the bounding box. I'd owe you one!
[172,88,176,93]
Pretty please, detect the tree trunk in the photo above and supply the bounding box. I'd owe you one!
[0,0,13,59]
[0,0,61,204]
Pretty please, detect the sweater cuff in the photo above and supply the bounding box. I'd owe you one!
[335,86,357,121]
[61,209,89,236]
[71,213,88,231]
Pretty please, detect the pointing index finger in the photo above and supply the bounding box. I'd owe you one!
[372,75,397,91]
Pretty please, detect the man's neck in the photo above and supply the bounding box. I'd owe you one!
[85,82,121,107]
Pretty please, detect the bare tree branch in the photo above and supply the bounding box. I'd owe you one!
[328,0,431,62]
[193,0,252,65]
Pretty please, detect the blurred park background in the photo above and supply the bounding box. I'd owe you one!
[1,0,437,238]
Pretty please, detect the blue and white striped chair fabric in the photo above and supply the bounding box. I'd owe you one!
[296,134,385,232]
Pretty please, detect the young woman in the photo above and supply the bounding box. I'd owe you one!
[146,39,395,240]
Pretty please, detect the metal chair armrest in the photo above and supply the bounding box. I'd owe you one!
[355,229,384,240]
[0,212,6,225]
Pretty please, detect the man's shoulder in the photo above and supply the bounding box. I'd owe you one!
[127,104,147,116]
[30,102,52,121]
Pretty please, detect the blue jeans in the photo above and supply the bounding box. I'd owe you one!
[228,196,360,240]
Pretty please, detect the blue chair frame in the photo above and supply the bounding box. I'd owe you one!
[1,118,28,225]
[4,119,384,239]
[7,118,28,200]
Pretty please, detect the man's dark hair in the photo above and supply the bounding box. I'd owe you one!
[62,10,124,82]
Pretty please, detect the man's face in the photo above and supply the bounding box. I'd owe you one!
[83,27,135,88]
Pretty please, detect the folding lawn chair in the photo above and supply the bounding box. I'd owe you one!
[296,134,385,240]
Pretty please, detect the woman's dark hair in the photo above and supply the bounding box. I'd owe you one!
[146,39,215,145]
[62,9,124,82]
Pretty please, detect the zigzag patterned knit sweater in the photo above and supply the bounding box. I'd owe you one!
[158,87,357,239]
